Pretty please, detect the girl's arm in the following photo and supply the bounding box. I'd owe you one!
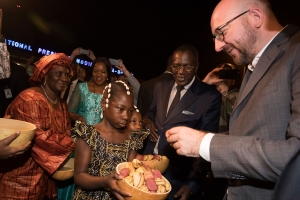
[74,138,131,199]
[128,150,138,162]
[74,137,105,189]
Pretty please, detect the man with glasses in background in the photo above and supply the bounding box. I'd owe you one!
[166,0,300,199]
[142,44,222,200]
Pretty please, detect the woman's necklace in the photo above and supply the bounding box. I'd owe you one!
[41,85,58,104]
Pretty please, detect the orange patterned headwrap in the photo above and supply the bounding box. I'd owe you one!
[29,53,73,85]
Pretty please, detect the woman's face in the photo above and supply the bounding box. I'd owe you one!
[128,111,142,131]
[46,66,70,93]
[93,62,108,86]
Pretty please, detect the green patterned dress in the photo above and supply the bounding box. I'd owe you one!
[218,88,239,132]
[71,122,149,200]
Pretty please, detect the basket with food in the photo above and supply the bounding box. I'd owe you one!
[136,154,169,174]
[116,159,171,200]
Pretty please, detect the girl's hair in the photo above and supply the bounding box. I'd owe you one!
[101,81,134,107]
[91,57,112,82]
[131,109,142,119]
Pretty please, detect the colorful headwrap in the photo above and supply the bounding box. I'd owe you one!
[29,53,73,85]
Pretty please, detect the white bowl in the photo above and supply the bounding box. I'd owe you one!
[142,158,169,174]
[0,118,36,147]
[52,158,74,181]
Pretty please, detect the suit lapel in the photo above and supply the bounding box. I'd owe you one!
[164,80,198,124]
[157,80,174,123]
[236,48,281,107]
[234,24,299,110]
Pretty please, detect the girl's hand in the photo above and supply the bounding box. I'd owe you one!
[142,118,158,142]
[105,172,132,200]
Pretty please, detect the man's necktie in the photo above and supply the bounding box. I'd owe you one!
[167,85,184,117]
[63,83,72,101]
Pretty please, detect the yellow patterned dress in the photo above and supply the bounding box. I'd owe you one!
[71,122,149,200]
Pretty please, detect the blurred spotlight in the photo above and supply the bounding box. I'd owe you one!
[17,5,21,8]
[28,12,50,35]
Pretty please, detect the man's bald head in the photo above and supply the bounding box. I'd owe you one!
[211,0,272,32]
[210,0,282,65]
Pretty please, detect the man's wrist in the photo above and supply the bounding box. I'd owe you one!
[199,133,215,161]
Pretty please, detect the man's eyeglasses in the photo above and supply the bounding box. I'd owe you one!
[213,10,250,42]
[171,65,195,72]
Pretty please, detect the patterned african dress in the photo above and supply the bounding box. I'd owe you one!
[0,89,75,200]
[71,122,149,200]
[218,88,239,132]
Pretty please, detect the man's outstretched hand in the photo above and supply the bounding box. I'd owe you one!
[166,126,205,157]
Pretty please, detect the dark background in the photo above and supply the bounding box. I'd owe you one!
[1,0,300,81]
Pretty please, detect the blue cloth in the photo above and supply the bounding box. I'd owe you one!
[68,82,103,125]
[57,151,75,200]
[57,178,75,200]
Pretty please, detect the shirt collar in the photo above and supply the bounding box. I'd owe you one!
[72,79,79,85]
[247,26,286,71]
[173,76,195,90]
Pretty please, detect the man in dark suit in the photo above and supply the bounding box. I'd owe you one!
[165,0,300,199]
[137,56,173,117]
[143,44,222,200]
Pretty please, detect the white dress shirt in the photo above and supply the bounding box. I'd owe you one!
[60,79,79,104]
[153,76,195,154]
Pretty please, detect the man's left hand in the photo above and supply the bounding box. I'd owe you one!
[174,185,193,200]
[166,126,205,157]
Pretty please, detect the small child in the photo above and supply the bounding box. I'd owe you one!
[71,81,149,200]
[128,106,143,131]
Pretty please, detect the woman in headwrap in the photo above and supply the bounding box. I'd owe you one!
[0,53,76,200]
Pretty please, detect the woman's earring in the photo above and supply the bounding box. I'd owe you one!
[100,110,103,119]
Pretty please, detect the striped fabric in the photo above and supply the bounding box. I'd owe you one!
[0,89,75,200]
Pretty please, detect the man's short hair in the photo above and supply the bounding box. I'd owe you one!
[173,44,199,61]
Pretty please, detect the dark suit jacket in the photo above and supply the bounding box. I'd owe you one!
[0,62,29,117]
[209,24,300,200]
[143,77,221,182]
[272,144,300,200]
[137,72,173,117]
